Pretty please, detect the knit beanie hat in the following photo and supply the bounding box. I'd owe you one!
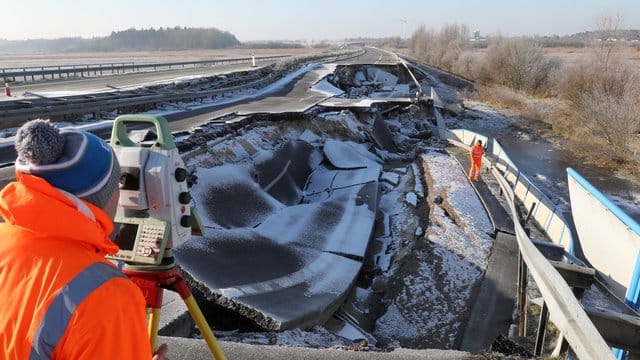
[14,120,121,209]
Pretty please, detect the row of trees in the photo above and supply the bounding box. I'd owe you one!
[84,27,240,51]
[407,13,640,165]
[0,27,242,53]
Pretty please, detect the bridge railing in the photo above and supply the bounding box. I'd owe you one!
[492,141,574,252]
[434,101,573,252]
[434,102,613,359]
[491,163,613,359]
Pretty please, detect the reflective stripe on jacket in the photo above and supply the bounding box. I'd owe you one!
[471,144,485,159]
[0,172,152,359]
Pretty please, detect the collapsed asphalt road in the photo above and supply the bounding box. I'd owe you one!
[0,50,502,355]
[157,60,496,351]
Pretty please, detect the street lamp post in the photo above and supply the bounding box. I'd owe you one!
[400,18,407,47]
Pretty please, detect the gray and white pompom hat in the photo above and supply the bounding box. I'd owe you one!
[14,120,120,209]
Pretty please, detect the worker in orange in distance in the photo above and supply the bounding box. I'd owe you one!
[469,139,485,181]
[0,120,168,360]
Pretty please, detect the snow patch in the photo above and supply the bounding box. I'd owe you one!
[310,78,345,97]
[404,192,418,207]
[380,171,400,186]
[411,163,425,198]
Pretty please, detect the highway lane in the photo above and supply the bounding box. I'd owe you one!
[0,63,339,165]
[3,60,275,98]
[0,48,401,186]
[3,48,379,99]
[335,47,399,65]
[165,47,400,130]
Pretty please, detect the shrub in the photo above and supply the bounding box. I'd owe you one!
[556,54,640,161]
[408,23,469,72]
[558,60,636,106]
[451,51,480,79]
[432,24,470,71]
[577,87,640,161]
[479,38,560,95]
[408,25,435,65]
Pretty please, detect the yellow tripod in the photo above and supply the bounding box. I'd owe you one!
[124,263,226,360]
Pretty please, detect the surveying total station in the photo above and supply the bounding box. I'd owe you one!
[107,114,226,360]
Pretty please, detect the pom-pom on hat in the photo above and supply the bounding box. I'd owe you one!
[14,120,120,209]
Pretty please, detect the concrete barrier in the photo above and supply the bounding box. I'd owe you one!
[568,168,640,309]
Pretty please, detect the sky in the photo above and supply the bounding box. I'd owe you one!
[1,0,639,41]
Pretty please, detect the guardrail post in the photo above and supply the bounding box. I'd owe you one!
[56,66,60,79]
[534,301,549,356]
[23,68,27,82]
[525,202,537,225]
[518,252,528,337]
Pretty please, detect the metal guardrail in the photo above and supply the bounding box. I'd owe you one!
[434,106,614,359]
[433,99,574,252]
[0,72,276,127]
[373,47,426,98]
[492,165,614,359]
[0,49,364,128]
[1,56,290,82]
[492,141,574,251]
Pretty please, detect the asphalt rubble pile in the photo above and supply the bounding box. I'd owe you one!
[155,62,541,359]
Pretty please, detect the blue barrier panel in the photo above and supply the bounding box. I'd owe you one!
[567,167,640,309]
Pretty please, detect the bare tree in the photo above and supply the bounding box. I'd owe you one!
[593,11,624,70]
[408,25,435,64]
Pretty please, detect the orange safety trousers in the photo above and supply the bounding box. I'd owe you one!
[469,157,482,180]
[469,143,485,180]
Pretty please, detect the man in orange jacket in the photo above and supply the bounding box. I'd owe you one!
[0,120,167,359]
[469,139,485,181]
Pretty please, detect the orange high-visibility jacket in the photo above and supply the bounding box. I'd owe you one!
[470,144,485,160]
[0,172,152,360]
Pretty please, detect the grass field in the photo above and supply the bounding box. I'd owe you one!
[543,46,640,68]
[465,45,640,69]
[0,48,321,69]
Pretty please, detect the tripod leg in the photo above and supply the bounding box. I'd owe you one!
[148,307,162,352]
[183,294,227,360]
